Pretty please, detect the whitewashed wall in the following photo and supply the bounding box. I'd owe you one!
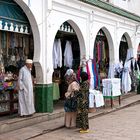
[110,0,140,16]
[14,0,140,84]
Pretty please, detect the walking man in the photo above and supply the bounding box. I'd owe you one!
[18,59,35,117]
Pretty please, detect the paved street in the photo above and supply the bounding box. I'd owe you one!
[1,102,140,140]
[30,103,140,140]
[31,104,140,140]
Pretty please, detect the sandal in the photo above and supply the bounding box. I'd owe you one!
[80,129,89,133]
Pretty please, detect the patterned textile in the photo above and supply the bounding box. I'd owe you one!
[64,81,80,112]
[76,80,89,130]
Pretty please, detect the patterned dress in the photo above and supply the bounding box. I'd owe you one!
[76,80,89,130]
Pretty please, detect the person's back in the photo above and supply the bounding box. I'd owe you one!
[76,71,89,133]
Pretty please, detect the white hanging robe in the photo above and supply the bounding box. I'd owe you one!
[57,39,62,68]
[18,65,35,116]
[122,60,132,93]
[64,40,73,68]
[53,39,62,68]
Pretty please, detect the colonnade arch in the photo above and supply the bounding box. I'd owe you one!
[52,19,85,100]
[14,0,43,83]
[93,27,114,83]
[119,32,133,64]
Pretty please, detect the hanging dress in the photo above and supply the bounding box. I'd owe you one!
[64,40,73,68]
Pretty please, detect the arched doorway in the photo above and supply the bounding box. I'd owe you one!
[93,29,109,88]
[119,35,128,64]
[119,33,138,93]
[0,0,34,116]
[52,21,80,102]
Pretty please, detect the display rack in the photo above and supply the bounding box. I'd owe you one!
[0,82,18,116]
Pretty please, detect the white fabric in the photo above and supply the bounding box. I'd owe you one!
[94,91,104,107]
[121,60,132,93]
[89,90,94,108]
[114,61,123,74]
[126,48,134,61]
[108,63,115,78]
[18,65,35,116]
[87,60,94,89]
[89,89,104,108]
[53,39,62,68]
[102,78,121,96]
[64,40,73,68]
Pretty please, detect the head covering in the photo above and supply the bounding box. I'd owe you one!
[65,69,74,76]
[80,72,88,82]
[25,59,33,64]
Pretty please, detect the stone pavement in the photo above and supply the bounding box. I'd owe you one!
[0,92,140,139]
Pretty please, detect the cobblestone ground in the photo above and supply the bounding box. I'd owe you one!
[32,104,140,140]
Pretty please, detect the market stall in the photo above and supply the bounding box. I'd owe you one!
[0,0,34,116]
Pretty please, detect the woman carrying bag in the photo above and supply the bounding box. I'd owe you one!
[64,69,80,128]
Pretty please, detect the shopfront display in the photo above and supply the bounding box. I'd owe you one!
[0,0,34,116]
[93,29,109,88]
[52,21,80,100]
[0,31,34,116]
[0,72,18,115]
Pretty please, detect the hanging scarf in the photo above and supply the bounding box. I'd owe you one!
[86,62,91,80]
[92,59,96,88]
[97,42,100,62]
[102,41,106,60]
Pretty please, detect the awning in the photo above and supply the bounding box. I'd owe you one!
[0,0,30,34]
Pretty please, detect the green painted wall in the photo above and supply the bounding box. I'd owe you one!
[34,84,53,113]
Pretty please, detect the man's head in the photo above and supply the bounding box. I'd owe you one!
[25,59,33,70]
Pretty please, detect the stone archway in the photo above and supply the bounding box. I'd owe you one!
[93,26,114,86]
[119,32,133,63]
[14,0,43,83]
[52,19,85,100]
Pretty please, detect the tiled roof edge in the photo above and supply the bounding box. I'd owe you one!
[79,0,140,22]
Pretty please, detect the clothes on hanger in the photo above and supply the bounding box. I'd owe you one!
[64,40,73,68]
[53,39,62,69]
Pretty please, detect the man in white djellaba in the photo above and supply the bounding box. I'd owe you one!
[18,59,35,117]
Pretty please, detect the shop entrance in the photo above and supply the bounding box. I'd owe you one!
[0,0,34,116]
[52,21,80,102]
[93,29,109,89]
[119,35,128,64]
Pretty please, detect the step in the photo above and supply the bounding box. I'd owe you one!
[0,109,64,134]
[0,92,139,134]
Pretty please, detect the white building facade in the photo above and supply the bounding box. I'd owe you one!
[2,0,140,112]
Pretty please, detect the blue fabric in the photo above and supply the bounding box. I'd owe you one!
[0,0,29,27]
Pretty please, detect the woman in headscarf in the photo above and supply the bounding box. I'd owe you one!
[64,69,80,128]
[76,71,90,133]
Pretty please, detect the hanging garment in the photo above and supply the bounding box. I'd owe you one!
[122,60,132,93]
[87,59,94,89]
[126,48,134,61]
[89,89,104,108]
[97,42,100,62]
[108,63,115,78]
[94,90,104,107]
[64,40,73,68]
[89,89,94,108]
[53,82,60,100]
[57,39,62,68]
[53,39,62,68]
[102,78,121,96]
